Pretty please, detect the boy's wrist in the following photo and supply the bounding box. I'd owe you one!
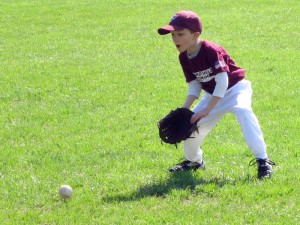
[182,105,190,109]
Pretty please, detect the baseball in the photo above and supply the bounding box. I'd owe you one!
[59,185,73,198]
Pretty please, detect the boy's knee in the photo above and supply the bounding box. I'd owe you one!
[233,107,253,117]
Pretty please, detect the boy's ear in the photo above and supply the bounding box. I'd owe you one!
[193,32,201,39]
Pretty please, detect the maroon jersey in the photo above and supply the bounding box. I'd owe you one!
[179,40,245,94]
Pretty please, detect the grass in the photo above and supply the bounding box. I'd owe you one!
[0,0,299,224]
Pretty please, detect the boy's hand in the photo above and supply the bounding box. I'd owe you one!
[191,96,221,124]
[191,110,209,124]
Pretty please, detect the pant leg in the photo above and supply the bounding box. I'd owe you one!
[183,114,223,163]
[230,81,268,159]
[234,108,267,159]
[183,93,225,164]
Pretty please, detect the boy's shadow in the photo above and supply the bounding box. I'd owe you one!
[103,172,238,202]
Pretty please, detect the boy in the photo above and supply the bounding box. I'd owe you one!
[157,10,275,179]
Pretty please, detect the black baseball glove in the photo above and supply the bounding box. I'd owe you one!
[158,108,199,147]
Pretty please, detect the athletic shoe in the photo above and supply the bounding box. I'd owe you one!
[249,158,275,179]
[168,159,205,172]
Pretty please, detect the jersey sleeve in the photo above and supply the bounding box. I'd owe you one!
[212,72,228,98]
[206,47,230,75]
[187,80,202,98]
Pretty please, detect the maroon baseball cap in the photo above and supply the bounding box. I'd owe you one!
[158,10,202,35]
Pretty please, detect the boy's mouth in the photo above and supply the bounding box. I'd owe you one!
[176,45,181,48]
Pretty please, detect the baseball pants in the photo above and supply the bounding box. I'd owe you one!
[184,80,268,164]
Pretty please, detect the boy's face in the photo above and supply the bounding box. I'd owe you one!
[170,29,200,53]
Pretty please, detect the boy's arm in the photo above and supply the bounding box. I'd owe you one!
[191,72,228,123]
[190,96,221,123]
[182,79,202,108]
[182,95,198,109]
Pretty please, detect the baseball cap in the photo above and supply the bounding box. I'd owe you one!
[158,10,202,35]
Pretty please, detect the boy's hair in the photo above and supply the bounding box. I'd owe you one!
[158,10,202,35]
[187,28,197,33]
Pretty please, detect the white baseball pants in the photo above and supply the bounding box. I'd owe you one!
[184,80,268,164]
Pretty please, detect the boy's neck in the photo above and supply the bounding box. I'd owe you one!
[187,40,202,58]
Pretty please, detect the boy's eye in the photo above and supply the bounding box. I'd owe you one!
[171,33,183,37]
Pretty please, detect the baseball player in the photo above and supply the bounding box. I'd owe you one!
[157,10,275,179]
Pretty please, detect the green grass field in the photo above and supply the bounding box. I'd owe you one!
[1,0,299,224]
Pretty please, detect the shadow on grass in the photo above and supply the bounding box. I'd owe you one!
[102,172,241,202]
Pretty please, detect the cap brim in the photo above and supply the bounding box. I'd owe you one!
[157,25,185,35]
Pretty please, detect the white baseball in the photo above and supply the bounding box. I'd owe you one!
[59,185,73,198]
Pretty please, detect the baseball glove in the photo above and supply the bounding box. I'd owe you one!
[158,108,199,147]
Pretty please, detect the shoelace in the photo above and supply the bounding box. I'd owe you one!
[249,158,276,166]
[177,159,191,166]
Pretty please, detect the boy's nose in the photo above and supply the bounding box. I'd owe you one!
[173,37,179,43]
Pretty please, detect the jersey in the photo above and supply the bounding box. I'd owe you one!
[179,40,245,94]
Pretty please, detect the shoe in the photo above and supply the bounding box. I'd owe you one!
[168,159,205,172]
[249,158,275,179]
